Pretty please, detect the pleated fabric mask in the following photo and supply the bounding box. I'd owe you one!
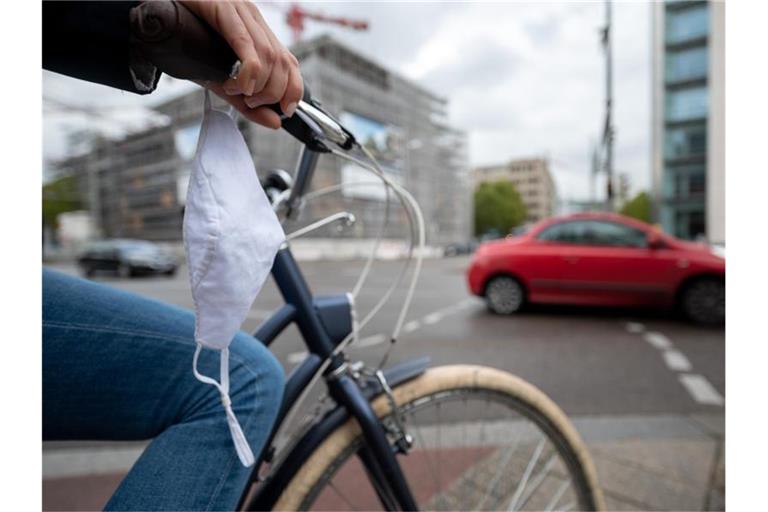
[183,90,285,466]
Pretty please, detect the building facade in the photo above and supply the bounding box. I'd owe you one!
[474,158,557,223]
[651,0,724,244]
[60,35,472,246]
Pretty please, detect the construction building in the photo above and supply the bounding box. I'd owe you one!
[474,157,557,223]
[57,35,472,246]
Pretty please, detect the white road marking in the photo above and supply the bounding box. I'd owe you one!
[662,349,693,372]
[286,351,307,364]
[643,331,673,350]
[283,298,472,363]
[403,320,421,333]
[625,322,645,334]
[355,333,387,348]
[678,374,725,406]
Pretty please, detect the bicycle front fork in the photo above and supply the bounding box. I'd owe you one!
[328,373,418,511]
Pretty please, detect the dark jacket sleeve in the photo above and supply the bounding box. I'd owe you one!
[43,1,160,94]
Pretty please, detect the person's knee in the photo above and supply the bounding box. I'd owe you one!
[228,333,285,423]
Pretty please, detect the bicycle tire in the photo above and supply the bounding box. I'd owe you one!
[274,365,605,511]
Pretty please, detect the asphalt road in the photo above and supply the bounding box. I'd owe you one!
[45,255,724,418]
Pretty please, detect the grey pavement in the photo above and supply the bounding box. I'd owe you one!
[42,257,725,510]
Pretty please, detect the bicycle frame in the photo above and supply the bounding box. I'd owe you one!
[236,148,424,511]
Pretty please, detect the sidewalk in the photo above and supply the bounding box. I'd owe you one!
[42,413,724,511]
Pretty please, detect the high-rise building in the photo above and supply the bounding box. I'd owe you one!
[58,35,472,245]
[651,1,724,244]
[474,158,557,223]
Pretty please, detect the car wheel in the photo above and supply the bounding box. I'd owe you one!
[117,263,133,279]
[681,277,724,325]
[164,268,177,277]
[485,276,524,315]
[83,266,95,278]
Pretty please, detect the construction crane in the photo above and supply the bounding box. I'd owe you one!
[263,2,369,45]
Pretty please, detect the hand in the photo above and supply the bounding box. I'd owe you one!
[181,0,303,129]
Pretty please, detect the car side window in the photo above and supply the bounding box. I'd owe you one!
[580,221,648,248]
[537,222,579,243]
[538,221,647,248]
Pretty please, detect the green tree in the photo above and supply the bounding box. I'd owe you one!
[619,191,652,223]
[43,175,83,227]
[474,181,527,236]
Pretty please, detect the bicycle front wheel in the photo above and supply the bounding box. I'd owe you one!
[275,365,605,511]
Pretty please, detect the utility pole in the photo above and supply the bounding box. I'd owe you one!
[601,0,615,211]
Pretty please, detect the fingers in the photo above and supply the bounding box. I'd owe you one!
[183,1,304,122]
[207,83,282,130]
[243,50,288,110]
[232,1,275,95]
[207,3,261,95]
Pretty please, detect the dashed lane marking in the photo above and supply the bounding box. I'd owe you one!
[283,297,475,364]
[403,320,421,333]
[662,349,693,372]
[679,374,725,406]
[643,331,673,350]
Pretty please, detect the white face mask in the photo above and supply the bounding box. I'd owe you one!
[183,90,285,466]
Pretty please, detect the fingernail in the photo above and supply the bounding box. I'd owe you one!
[244,96,257,108]
[248,79,257,95]
[223,83,239,96]
[284,102,297,117]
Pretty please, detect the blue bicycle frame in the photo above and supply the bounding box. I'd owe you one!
[236,148,427,511]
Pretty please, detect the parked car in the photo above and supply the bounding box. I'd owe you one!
[78,239,178,278]
[467,212,725,324]
[443,241,478,257]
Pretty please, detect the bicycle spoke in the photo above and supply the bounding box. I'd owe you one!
[412,420,442,506]
[507,436,546,511]
[544,480,571,512]
[475,426,525,510]
[517,452,559,509]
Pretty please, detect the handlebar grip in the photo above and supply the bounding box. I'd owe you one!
[130,1,324,149]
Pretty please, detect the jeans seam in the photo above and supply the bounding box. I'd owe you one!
[205,367,264,510]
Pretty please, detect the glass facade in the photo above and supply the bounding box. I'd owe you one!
[665,3,709,44]
[664,124,706,160]
[665,46,708,82]
[660,1,710,240]
[665,86,708,122]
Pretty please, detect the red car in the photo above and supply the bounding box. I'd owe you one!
[467,212,725,323]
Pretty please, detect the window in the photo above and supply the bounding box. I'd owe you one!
[662,164,706,200]
[666,86,708,122]
[666,46,708,83]
[664,123,706,160]
[666,4,709,44]
[538,221,648,248]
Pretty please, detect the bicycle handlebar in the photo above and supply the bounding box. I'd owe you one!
[129,1,354,151]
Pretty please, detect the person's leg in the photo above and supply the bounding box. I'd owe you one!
[43,269,284,511]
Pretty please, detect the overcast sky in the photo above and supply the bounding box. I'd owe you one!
[43,1,652,201]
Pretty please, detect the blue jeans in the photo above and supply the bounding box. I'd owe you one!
[43,269,284,511]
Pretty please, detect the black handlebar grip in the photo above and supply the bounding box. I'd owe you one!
[130,1,325,150]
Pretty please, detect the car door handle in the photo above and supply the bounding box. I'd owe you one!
[563,256,579,264]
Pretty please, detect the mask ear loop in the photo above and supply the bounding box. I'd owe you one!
[192,343,256,467]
